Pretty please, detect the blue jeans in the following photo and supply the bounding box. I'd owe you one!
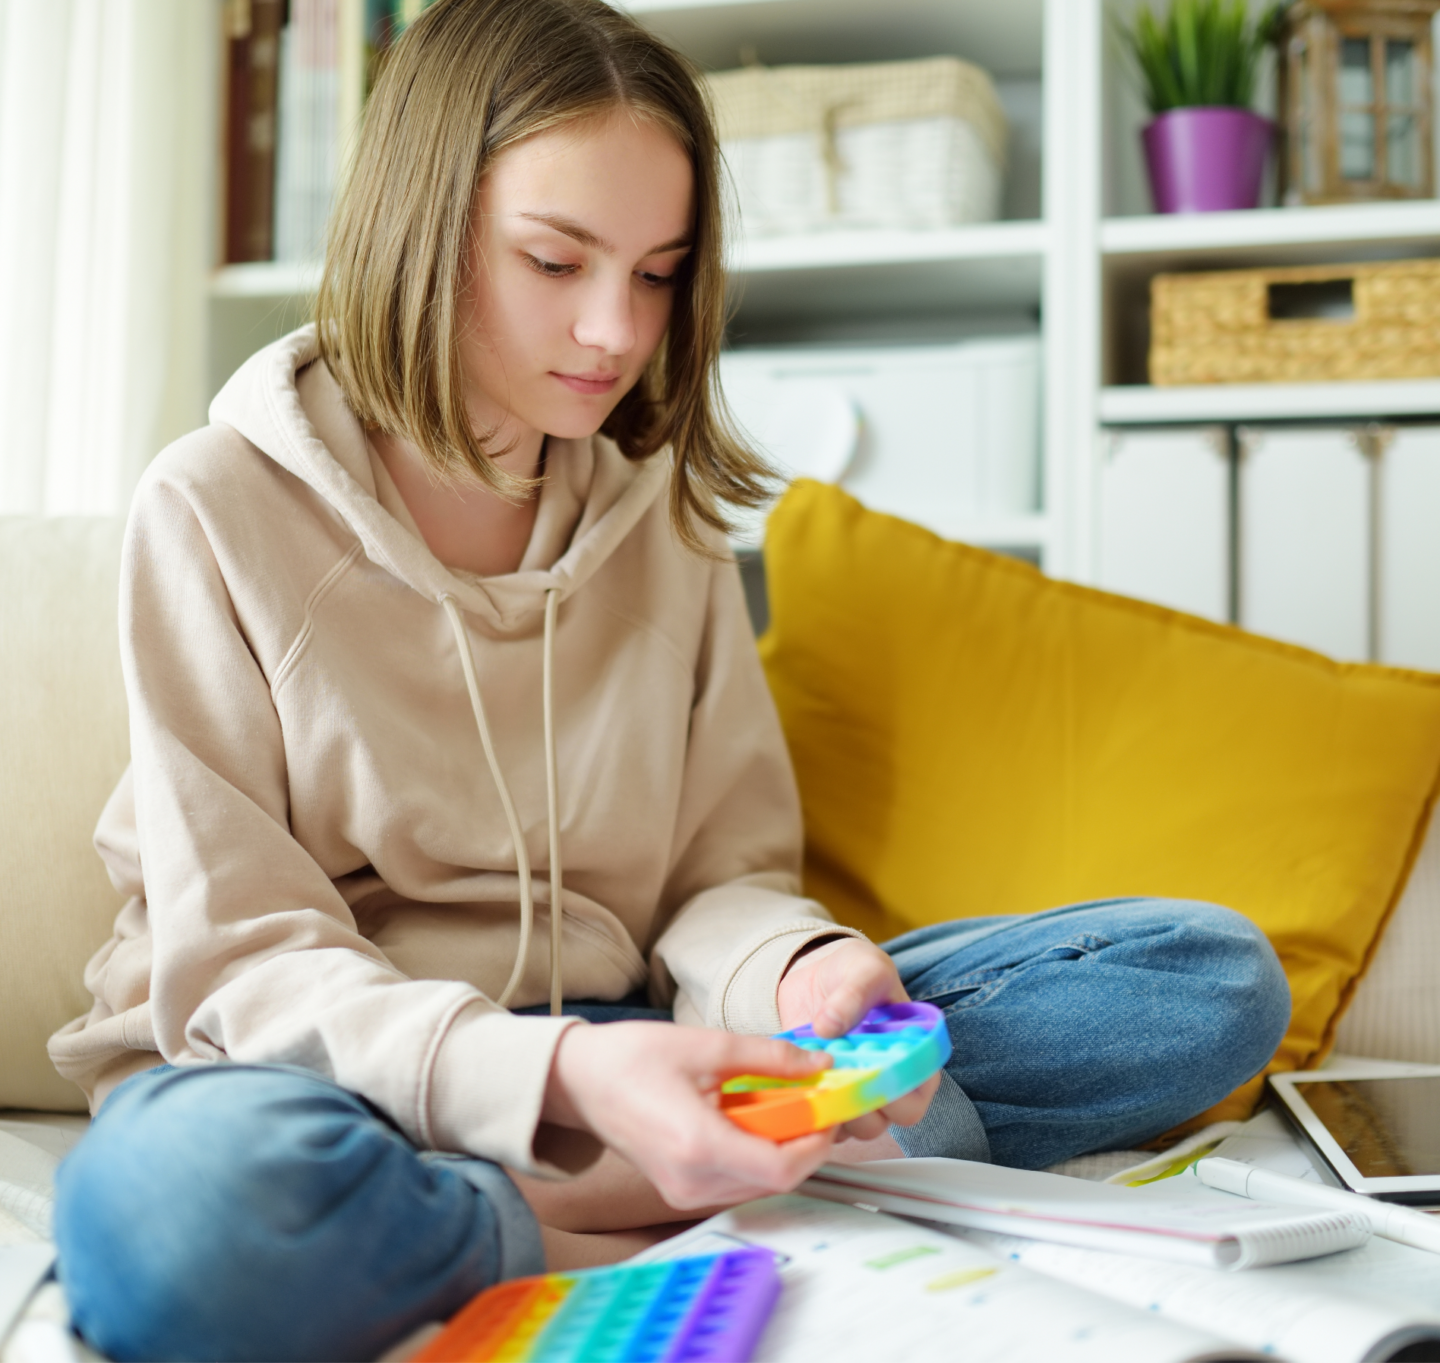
[55,897,1287,1362]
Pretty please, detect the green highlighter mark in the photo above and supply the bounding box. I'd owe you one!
[865,1245,942,1270]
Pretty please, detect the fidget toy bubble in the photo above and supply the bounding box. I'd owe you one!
[720,1001,951,1142]
[412,1248,780,1363]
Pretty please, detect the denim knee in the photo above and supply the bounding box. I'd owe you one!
[885,898,1292,1168]
[55,1063,539,1363]
[1161,901,1291,1088]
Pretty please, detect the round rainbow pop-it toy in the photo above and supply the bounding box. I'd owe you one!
[719,1001,951,1142]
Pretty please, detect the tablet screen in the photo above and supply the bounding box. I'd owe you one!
[1293,1077,1440,1178]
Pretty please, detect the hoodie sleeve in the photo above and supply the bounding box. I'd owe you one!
[649,553,865,1034]
[116,471,598,1178]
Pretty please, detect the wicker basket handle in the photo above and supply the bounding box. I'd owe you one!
[1267,278,1357,323]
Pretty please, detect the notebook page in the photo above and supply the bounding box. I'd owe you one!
[1208,1108,1330,1182]
[958,1229,1440,1363]
[642,1195,1263,1363]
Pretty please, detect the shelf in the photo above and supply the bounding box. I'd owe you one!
[728,221,1049,322]
[1101,201,1440,271]
[1100,380,1440,426]
[210,261,321,299]
[211,223,1051,321]
[621,0,1044,75]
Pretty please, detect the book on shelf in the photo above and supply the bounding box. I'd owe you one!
[274,0,341,263]
[221,0,434,271]
[222,0,284,264]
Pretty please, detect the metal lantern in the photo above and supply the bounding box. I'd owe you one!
[1278,0,1440,203]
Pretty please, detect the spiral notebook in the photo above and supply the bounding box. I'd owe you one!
[803,1158,1368,1269]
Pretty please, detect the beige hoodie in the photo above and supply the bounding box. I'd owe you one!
[48,327,857,1177]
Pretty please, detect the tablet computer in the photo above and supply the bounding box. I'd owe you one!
[1268,1068,1440,1203]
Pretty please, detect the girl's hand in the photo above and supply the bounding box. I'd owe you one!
[776,938,941,1139]
[542,1022,838,1210]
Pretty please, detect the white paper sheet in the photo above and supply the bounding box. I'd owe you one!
[961,1229,1440,1363]
[643,1195,1260,1363]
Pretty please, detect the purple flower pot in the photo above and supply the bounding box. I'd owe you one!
[1142,107,1272,214]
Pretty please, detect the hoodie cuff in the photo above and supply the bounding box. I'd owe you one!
[711,919,868,1035]
[424,1002,603,1179]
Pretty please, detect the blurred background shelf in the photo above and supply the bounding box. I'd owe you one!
[1100,381,1440,427]
[619,0,1044,73]
[204,0,1440,588]
[728,222,1048,327]
[210,261,321,299]
[1102,201,1440,266]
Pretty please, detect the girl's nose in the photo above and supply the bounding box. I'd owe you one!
[572,275,636,356]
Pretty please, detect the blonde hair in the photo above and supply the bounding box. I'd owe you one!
[317,0,770,549]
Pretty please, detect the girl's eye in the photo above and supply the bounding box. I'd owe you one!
[637,270,676,288]
[524,254,578,278]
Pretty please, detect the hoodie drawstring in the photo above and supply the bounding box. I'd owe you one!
[541,587,563,1017]
[440,589,565,1016]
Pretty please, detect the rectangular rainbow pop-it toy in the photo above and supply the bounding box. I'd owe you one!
[719,1001,951,1142]
[412,1247,780,1363]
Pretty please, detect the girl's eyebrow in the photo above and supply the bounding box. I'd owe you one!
[516,211,692,255]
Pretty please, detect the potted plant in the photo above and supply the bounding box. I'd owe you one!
[1118,0,1287,213]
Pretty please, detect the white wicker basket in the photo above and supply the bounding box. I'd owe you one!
[706,57,1008,236]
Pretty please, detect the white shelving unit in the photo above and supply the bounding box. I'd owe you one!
[205,0,1440,582]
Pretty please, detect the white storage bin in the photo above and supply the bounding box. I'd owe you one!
[1238,426,1372,662]
[706,58,1007,237]
[719,337,1040,546]
[1097,427,1231,624]
[1379,425,1440,671]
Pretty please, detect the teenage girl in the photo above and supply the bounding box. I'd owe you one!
[48,2,1290,1359]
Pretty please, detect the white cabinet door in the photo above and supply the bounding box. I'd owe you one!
[1379,426,1440,671]
[1096,426,1230,622]
[1238,426,1372,661]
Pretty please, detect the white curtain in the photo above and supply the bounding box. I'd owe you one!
[0,0,215,516]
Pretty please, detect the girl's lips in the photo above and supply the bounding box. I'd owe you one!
[552,371,620,395]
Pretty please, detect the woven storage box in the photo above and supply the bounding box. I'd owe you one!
[705,57,1007,237]
[1150,259,1440,386]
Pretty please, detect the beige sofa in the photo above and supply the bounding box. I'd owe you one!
[3,514,1440,1353]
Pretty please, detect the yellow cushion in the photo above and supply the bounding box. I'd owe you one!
[759,482,1440,1121]
[0,517,129,1111]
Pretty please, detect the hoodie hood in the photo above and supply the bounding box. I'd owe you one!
[209,324,669,634]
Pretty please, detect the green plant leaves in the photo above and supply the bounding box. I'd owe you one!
[1115,0,1290,114]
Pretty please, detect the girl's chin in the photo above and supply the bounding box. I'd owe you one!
[531,403,624,443]
[539,418,611,442]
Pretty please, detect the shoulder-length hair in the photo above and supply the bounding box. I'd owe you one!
[316,0,770,550]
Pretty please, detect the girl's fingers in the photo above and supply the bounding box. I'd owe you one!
[811,951,911,1037]
[879,1072,941,1128]
[706,1035,831,1082]
[837,1110,891,1141]
[653,1120,835,1209]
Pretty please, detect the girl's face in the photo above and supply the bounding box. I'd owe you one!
[461,111,695,452]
